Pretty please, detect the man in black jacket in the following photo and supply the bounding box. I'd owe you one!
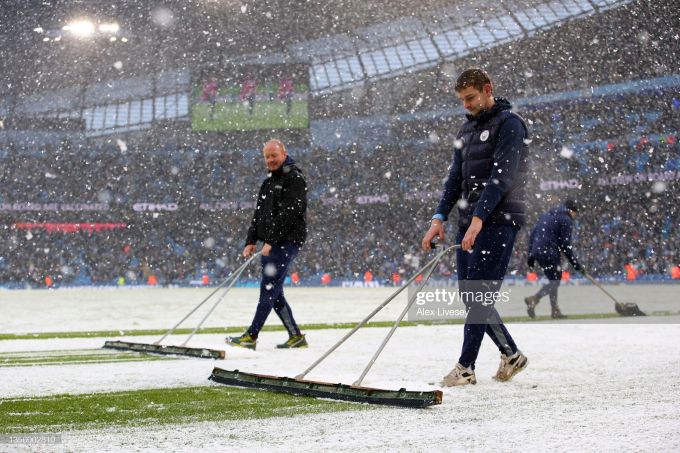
[226,139,308,350]
[525,199,584,319]
[422,68,528,386]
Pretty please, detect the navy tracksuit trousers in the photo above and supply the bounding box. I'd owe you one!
[534,258,563,309]
[247,241,301,338]
[455,225,520,369]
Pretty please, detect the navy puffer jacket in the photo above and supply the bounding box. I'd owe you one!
[435,98,529,228]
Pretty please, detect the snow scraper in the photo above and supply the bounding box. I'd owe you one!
[583,272,646,316]
[209,368,442,408]
[103,252,261,359]
[209,244,460,408]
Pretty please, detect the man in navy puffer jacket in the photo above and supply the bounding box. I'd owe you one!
[422,68,529,387]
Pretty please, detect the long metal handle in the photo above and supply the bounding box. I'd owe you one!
[180,253,258,346]
[353,245,458,386]
[295,244,459,380]
[154,252,261,345]
[583,272,623,306]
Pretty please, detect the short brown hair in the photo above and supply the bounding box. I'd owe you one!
[455,68,492,92]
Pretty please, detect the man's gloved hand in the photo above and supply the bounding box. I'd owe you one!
[527,256,535,268]
[573,262,585,274]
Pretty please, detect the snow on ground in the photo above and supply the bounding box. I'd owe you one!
[2,286,680,451]
[1,283,678,333]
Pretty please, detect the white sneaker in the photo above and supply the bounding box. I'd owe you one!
[493,351,528,382]
[441,363,477,386]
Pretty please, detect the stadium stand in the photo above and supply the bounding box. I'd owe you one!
[0,0,677,287]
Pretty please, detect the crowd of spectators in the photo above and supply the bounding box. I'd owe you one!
[1,88,677,287]
[2,3,680,287]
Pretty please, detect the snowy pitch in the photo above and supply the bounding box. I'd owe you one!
[1,285,679,451]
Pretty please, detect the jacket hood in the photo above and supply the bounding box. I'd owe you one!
[466,97,512,122]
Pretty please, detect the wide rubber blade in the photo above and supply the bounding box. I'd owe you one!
[209,367,442,408]
[103,341,225,359]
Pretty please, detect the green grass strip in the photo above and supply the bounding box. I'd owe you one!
[0,385,364,434]
[0,358,166,368]
[0,349,175,368]
[1,310,676,341]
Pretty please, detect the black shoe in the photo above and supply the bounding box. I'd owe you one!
[525,296,539,319]
[551,308,568,319]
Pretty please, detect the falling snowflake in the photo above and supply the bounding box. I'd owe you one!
[560,146,574,159]
[264,263,277,277]
[652,182,666,193]
[150,6,175,27]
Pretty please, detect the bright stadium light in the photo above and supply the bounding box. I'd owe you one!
[62,20,95,38]
[99,22,120,34]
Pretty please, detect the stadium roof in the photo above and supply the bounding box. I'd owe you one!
[0,0,460,93]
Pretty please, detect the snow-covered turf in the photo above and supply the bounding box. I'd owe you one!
[2,286,679,451]
[2,283,678,333]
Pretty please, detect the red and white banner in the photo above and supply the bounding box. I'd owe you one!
[0,203,109,212]
[13,223,127,233]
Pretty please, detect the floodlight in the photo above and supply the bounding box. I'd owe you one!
[99,22,120,34]
[63,20,95,38]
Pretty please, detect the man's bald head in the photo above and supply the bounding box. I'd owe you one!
[263,139,286,154]
[262,139,288,172]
